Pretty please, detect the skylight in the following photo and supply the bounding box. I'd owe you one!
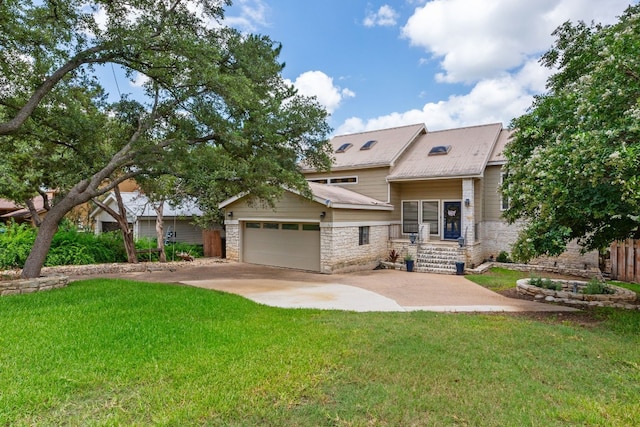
[335,143,353,153]
[360,140,377,150]
[428,145,452,156]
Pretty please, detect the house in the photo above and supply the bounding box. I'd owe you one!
[219,123,598,274]
[90,191,207,245]
[0,192,55,225]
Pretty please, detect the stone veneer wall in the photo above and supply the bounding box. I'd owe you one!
[225,223,240,262]
[323,224,388,274]
[480,220,598,270]
[1,276,68,296]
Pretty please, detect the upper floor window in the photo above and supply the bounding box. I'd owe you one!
[360,140,377,150]
[308,176,358,185]
[335,143,353,153]
[500,172,510,211]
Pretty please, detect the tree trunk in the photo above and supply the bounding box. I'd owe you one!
[113,188,138,264]
[20,208,65,278]
[153,202,167,263]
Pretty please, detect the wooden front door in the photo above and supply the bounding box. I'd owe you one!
[443,201,462,240]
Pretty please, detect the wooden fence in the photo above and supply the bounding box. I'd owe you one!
[202,229,223,258]
[610,239,640,283]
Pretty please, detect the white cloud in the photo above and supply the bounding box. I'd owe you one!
[130,72,149,88]
[363,5,400,27]
[224,0,269,32]
[401,0,632,83]
[335,59,552,135]
[287,71,355,114]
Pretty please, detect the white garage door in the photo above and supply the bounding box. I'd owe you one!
[243,222,321,272]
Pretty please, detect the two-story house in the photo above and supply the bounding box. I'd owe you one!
[219,122,598,274]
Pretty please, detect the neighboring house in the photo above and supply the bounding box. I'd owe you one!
[91,192,206,245]
[0,192,54,225]
[219,123,598,274]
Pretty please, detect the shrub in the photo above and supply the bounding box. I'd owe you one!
[529,276,562,291]
[496,251,512,263]
[0,221,36,268]
[583,278,614,295]
[135,238,203,262]
[387,250,400,263]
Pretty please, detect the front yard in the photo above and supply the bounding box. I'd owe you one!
[1,278,639,426]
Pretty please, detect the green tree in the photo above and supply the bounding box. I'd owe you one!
[0,1,332,278]
[503,5,640,262]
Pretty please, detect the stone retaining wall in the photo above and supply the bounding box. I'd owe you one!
[516,278,639,310]
[1,276,69,296]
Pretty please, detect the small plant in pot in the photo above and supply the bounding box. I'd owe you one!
[404,253,415,272]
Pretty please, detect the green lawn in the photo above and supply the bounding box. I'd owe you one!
[1,279,640,426]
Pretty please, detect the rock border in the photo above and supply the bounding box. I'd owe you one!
[1,275,69,296]
[516,278,639,310]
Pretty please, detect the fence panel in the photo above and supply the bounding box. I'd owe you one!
[610,239,640,283]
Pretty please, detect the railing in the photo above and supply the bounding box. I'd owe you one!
[388,224,402,240]
[388,223,431,242]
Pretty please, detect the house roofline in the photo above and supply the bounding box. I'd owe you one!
[386,174,483,182]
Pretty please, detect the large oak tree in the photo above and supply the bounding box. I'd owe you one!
[0,0,332,278]
[503,5,640,262]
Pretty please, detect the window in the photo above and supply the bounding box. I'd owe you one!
[428,145,451,156]
[246,222,261,229]
[308,176,358,185]
[360,140,377,150]
[359,226,370,245]
[421,201,440,236]
[282,223,299,230]
[402,201,419,234]
[500,172,510,211]
[335,143,353,153]
[302,224,320,231]
[263,223,279,230]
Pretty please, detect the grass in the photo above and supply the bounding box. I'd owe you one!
[1,279,640,426]
[465,267,530,291]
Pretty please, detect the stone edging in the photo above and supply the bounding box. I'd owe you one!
[516,278,639,310]
[467,262,602,279]
[1,275,69,296]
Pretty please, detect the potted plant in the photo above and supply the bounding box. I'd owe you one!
[404,253,415,272]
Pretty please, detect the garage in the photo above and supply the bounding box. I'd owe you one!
[242,221,321,272]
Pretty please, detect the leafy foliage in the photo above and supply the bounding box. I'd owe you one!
[503,5,640,262]
[583,278,614,295]
[0,1,332,277]
[496,251,512,263]
[0,221,36,268]
[134,237,203,262]
[528,276,562,291]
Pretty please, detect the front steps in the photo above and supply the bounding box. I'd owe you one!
[415,245,461,274]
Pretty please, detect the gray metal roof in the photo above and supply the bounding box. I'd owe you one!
[487,128,513,165]
[387,123,503,181]
[307,182,392,210]
[302,123,426,172]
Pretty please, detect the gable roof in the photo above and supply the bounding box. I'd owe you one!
[487,128,513,165]
[219,182,392,211]
[387,123,503,181]
[302,123,426,172]
[90,192,202,221]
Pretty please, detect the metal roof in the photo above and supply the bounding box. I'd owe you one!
[387,123,503,181]
[301,123,426,172]
[307,182,392,210]
[487,128,513,165]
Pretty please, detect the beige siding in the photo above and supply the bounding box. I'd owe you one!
[228,191,325,220]
[397,179,463,200]
[305,167,390,202]
[483,166,504,221]
[474,178,483,223]
[332,209,391,223]
[138,218,203,244]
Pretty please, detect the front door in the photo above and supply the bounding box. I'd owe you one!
[443,201,461,240]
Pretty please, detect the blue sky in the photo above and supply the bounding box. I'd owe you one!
[98,0,635,136]
[221,0,635,135]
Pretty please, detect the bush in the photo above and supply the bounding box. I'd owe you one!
[135,238,203,262]
[496,251,512,263]
[583,278,614,295]
[529,276,562,291]
[0,221,36,268]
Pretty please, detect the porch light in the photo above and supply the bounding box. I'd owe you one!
[227,211,233,218]
[464,198,470,207]
[320,211,326,219]
[458,236,465,247]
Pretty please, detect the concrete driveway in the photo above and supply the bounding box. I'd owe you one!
[81,261,578,313]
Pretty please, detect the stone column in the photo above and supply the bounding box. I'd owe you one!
[461,178,475,246]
